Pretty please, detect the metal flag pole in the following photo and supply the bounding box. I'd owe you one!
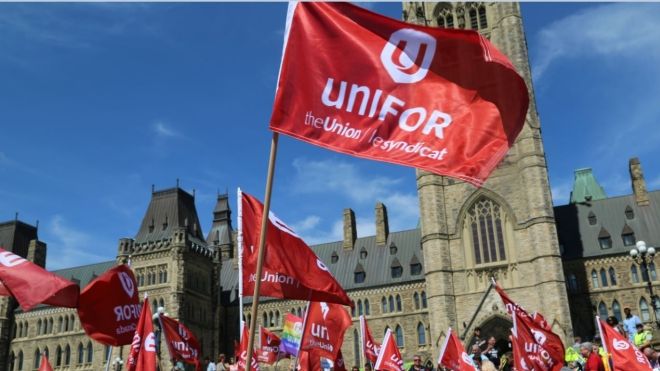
[237,188,245,329]
[245,132,280,371]
[461,280,494,340]
[104,346,113,371]
[359,315,366,370]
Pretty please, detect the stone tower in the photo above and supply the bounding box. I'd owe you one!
[403,1,573,350]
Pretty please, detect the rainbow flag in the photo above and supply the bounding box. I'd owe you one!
[281,313,303,356]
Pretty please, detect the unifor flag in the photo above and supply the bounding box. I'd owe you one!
[281,313,303,357]
[300,301,352,360]
[237,323,260,371]
[437,328,476,371]
[160,314,201,370]
[78,264,140,346]
[258,326,282,364]
[532,311,552,332]
[38,352,53,371]
[360,315,381,364]
[270,2,529,187]
[127,297,157,371]
[0,246,79,310]
[374,328,404,371]
[597,317,652,371]
[239,189,352,306]
[511,310,563,371]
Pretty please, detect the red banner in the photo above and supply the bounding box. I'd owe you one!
[78,264,140,346]
[38,353,53,371]
[597,317,652,371]
[300,301,352,360]
[270,2,529,186]
[511,311,563,371]
[0,247,79,310]
[258,326,281,364]
[237,324,260,371]
[360,315,381,364]
[493,280,529,318]
[437,328,476,371]
[532,312,552,332]
[160,314,201,369]
[127,298,157,371]
[374,329,404,371]
[240,190,352,306]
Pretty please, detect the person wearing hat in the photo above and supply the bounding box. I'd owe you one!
[633,323,653,350]
[623,307,642,342]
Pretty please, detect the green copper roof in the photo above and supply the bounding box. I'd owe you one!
[570,168,607,204]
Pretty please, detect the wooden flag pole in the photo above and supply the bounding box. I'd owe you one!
[246,132,279,371]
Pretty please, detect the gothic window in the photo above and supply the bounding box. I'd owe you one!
[351,302,356,317]
[391,258,403,278]
[43,347,48,360]
[598,228,612,249]
[382,297,388,314]
[600,268,609,287]
[33,349,40,369]
[78,343,84,364]
[588,212,597,225]
[56,346,62,367]
[37,319,42,335]
[275,311,280,326]
[567,273,579,292]
[358,300,363,316]
[360,247,368,259]
[396,295,402,312]
[8,352,14,371]
[591,270,599,288]
[331,252,339,264]
[389,296,395,313]
[353,329,361,367]
[263,312,268,327]
[642,264,650,282]
[622,224,636,246]
[18,350,23,371]
[435,3,454,29]
[414,292,420,310]
[65,345,71,366]
[632,264,640,283]
[625,205,635,219]
[64,316,69,332]
[421,291,428,308]
[354,264,366,284]
[609,267,617,286]
[417,323,427,345]
[478,6,487,28]
[410,255,422,276]
[390,243,398,255]
[467,197,507,264]
[598,301,608,320]
[86,342,93,363]
[469,8,478,29]
[613,300,622,322]
[654,300,660,321]
[651,263,658,281]
[159,299,165,309]
[395,325,404,347]
[640,298,650,321]
[365,299,370,315]
[48,318,53,334]
[70,315,75,331]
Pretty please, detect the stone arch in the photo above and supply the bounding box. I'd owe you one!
[468,314,512,352]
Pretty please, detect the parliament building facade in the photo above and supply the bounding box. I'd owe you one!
[1,2,659,371]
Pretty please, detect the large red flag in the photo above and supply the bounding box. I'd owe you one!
[237,324,260,371]
[437,328,476,371]
[532,312,552,332]
[300,301,352,360]
[160,314,201,369]
[374,329,404,371]
[493,280,529,318]
[127,297,157,371]
[597,317,652,371]
[270,2,529,187]
[77,264,140,346]
[258,326,282,364]
[360,315,381,364]
[239,190,352,306]
[38,353,53,371]
[511,311,563,371]
[0,247,79,310]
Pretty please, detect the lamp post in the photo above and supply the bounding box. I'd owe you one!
[629,240,660,327]
[112,357,124,371]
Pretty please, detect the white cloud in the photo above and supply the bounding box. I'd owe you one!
[291,215,321,234]
[152,121,181,138]
[551,180,572,206]
[532,3,660,80]
[45,215,112,270]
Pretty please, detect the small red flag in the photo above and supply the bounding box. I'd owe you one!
[237,324,260,371]
[511,311,564,371]
[240,190,352,306]
[126,297,157,371]
[374,329,404,371]
[300,301,352,360]
[258,326,282,364]
[437,328,476,371]
[160,314,201,369]
[597,317,653,371]
[77,264,140,346]
[38,353,53,371]
[0,247,79,310]
[493,280,528,318]
[360,315,381,364]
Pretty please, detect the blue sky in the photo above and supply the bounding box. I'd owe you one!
[1,3,659,270]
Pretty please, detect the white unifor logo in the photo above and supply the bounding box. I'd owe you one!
[118,271,135,298]
[380,28,436,84]
[320,302,330,320]
[531,329,546,345]
[613,339,630,351]
[0,251,27,268]
[144,332,156,352]
[178,324,190,341]
[316,259,329,272]
[268,211,300,238]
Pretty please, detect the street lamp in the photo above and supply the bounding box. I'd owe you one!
[630,240,659,327]
[112,356,123,371]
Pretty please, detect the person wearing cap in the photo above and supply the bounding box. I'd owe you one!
[634,323,653,350]
[623,307,642,342]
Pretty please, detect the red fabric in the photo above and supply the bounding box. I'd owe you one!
[511,311,563,371]
[597,317,652,371]
[298,350,322,371]
[360,315,381,364]
[77,264,140,346]
[0,247,79,310]
[240,190,351,306]
[532,312,552,331]
[374,329,404,371]
[437,328,476,371]
[160,314,201,368]
[493,281,529,317]
[237,324,260,371]
[300,301,352,360]
[258,326,281,364]
[335,350,348,371]
[38,354,53,371]
[270,2,528,187]
[126,298,157,371]
[585,352,606,371]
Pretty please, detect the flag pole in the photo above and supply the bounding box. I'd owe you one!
[294,300,312,371]
[104,346,113,371]
[237,188,244,328]
[246,132,280,371]
[359,315,366,370]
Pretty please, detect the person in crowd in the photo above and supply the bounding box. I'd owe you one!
[498,351,513,371]
[572,336,582,352]
[471,327,486,349]
[409,355,424,371]
[580,342,605,371]
[205,356,217,371]
[484,336,500,367]
[216,354,227,371]
[643,347,659,369]
[634,323,653,350]
[364,362,373,371]
[228,357,238,371]
[481,360,497,371]
[623,307,642,342]
[605,316,626,337]
[470,344,489,369]
[351,366,359,371]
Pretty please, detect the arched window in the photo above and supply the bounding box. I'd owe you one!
[65,345,71,366]
[435,4,454,29]
[654,300,660,321]
[159,298,165,309]
[48,318,53,334]
[8,351,14,371]
[58,317,63,332]
[358,300,363,316]
[600,269,609,287]
[18,350,23,371]
[354,264,366,284]
[650,263,657,281]
[56,346,62,366]
[262,312,268,327]
[417,323,426,345]
[353,329,361,367]
[421,291,427,308]
[396,295,402,312]
[632,264,640,283]
[86,342,93,363]
[567,273,579,292]
[609,267,617,286]
[382,297,388,314]
[598,301,608,320]
[64,317,69,332]
[469,8,478,29]
[598,228,612,249]
[43,347,49,360]
[625,205,635,219]
[275,311,280,327]
[351,301,356,317]
[365,299,370,315]
[391,259,403,278]
[478,6,487,29]
[395,325,404,347]
[77,343,84,364]
[269,311,274,327]
[622,224,636,246]
[389,296,394,313]
[37,319,42,335]
[414,292,420,310]
[331,252,339,264]
[612,300,622,322]
[33,348,40,369]
[640,298,650,321]
[591,270,599,288]
[70,315,75,331]
[467,197,507,264]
